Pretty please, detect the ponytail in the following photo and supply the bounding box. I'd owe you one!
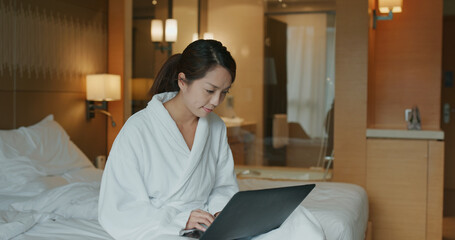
[148,40,236,99]
[148,54,182,98]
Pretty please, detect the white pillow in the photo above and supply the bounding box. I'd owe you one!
[0,114,93,176]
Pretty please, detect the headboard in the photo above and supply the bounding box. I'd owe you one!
[0,0,109,162]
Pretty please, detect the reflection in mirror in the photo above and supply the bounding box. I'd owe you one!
[131,0,160,113]
[226,1,336,175]
[262,12,335,169]
[131,0,198,114]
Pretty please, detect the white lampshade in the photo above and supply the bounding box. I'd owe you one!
[151,19,163,42]
[86,74,121,101]
[203,32,214,40]
[378,0,403,13]
[165,19,178,42]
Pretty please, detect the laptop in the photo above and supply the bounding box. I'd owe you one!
[181,184,316,240]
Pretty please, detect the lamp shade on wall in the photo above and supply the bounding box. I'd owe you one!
[378,0,403,13]
[151,19,164,42]
[86,74,121,101]
[165,19,178,42]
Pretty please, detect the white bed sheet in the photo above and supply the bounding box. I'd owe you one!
[238,179,369,240]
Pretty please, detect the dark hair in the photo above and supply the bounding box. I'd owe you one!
[149,39,236,98]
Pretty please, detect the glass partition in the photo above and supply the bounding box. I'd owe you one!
[224,3,336,174]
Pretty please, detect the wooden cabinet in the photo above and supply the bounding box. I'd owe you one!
[366,138,444,240]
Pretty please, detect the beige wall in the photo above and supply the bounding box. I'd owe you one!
[173,0,198,53]
[207,0,264,141]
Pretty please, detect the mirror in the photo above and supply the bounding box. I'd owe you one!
[131,0,198,113]
[262,11,336,168]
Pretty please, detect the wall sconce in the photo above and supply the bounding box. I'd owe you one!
[151,19,178,56]
[373,0,403,29]
[86,74,121,127]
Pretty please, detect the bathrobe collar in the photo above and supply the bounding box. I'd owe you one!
[147,92,210,190]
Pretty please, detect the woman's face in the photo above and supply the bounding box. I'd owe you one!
[179,65,232,118]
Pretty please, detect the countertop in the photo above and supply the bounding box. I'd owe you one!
[366,128,444,140]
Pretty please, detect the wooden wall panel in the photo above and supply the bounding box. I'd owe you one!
[445,189,455,216]
[10,0,107,93]
[15,92,107,162]
[333,0,368,187]
[367,0,376,128]
[107,0,126,154]
[370,0,443,130]
[442,16,455,216]
[0,92,14,129]
[0,0,109,163]
[0,75,13,91]
[15,74,85,93]
[367,139,428,239]
[427,140,444,240]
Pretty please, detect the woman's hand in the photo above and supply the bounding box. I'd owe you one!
[185,209,215,231]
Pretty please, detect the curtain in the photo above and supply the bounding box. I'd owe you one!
[286,14,329,139]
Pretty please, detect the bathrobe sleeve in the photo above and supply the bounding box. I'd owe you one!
[206,124,239,215]
[98,124,189,239]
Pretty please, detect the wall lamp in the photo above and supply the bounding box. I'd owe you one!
[86,74,121,127]
[151,19,177,56]
[373,0,403,29]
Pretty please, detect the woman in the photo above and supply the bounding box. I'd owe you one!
[98,40,239,239]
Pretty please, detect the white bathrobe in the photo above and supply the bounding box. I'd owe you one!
[98,92,239,239]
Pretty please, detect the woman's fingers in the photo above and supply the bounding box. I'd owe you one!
[186,209,215,231]
[193,222,207,232]
[192,209,215,224]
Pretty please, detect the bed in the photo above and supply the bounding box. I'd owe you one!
[0,115,369,240]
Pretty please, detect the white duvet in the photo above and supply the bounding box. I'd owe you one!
[0,181,100,240]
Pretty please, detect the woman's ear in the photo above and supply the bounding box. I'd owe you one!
[177,72,186,90]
